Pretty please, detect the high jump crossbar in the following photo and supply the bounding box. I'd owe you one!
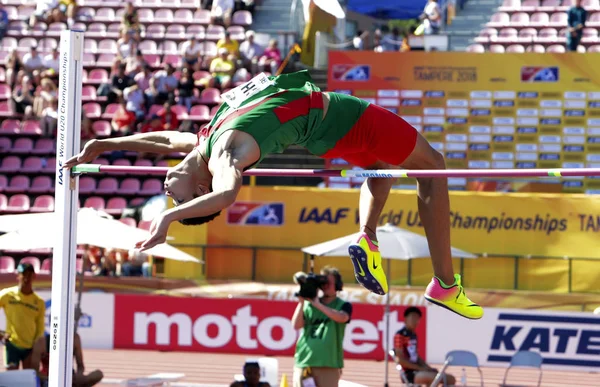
[72,164,600,178]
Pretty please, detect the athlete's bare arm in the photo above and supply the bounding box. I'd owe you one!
[63,131,198,169]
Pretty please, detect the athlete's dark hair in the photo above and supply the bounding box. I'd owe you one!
[404,306,422,318]
[177,188,222,226]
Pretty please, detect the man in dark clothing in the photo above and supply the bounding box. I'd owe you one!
[567,0,586,52]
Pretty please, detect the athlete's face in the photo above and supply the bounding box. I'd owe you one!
[243,365,260,385]
[321,274,337,296]
[404,312,421,331]
[164,168,196,206]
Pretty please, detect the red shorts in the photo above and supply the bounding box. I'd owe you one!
[321,103,418,168]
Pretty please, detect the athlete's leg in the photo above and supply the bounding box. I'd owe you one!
[400,134,454,286]
[358,160,394,242]
[73,370,104,387]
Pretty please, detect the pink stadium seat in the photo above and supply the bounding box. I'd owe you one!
[174,9,193,23]
[140,179,162,195]
[86,23,107,38]
[510,12,529,26]
[21,156,43,173]
[537,27,558,42]
[583,0,600,8]
[76,6,95,19]
[189,105,210,121]
[139,40,158,54]
[526,44,546,52]
[106,197,128,216]
[588,12,600,27]
[97,39,118,54]
[155,160,168,167]
[1,37,17,51]
[0,119,20,134]
[0,102,13,118]
[119,217,137,228]
[5,175,29,193]
[518,28,538,41]
[102,103,119,120]
[82,53,96,67]
[38,37,57,52]
[47,22,67,37]
[129,198,146,207]
[31,138,54,155]
[83,102,102,119]
[232,10,253,27]
[148,104,163,117]
[40,258,52,275]
[499,0,522,11]
[171,104,189,119]
[541,0,560,6]
[21,120,42,136]
[112,158,132,176]
[18,37,38,52]
[489,44,506,53]
[227,26,246,41]
[138,220,152,231]
[78,177,97,194]
[0,84,10,100]
[521,0,540,10]
[84,39,97,54]
[107,23,123,37]
[87,69,109,85]
[165,25,185,40]
[200,88,221,105]
[12,138,33,154]
[547,44,566,52]
[92,120,111,137]
[83,196,106,210]
[206,25,225,41]
[0,156,21,172]
[145,25,166,39]
[119,177,142,194]
[76,258,84,273]
[589,45,600,52]
[162,54,181,67]
[193,70,212,82]
[583,28,599,38]
[0,257,15,274]
[0,137,11,151]
[507,44,526,52]
[530,12,550,26]
[82,86,98,102]
[0,193,6,212]
[143,54,161,68]
[42,157,55,173]
[210,105,221,117]
[578,45,587,53]
[155,9,173,23]
[497,28,518,43]
[96,53,116,67]
[138,8,154,22]
[133,159,153,167]
[187,25,205,38]
[30,195,55,212]
[194,9,211,25]
[549,12,567,27]
[96,177,119,194]
[20,257,41,273]
[6,194,30,213]
[466,44,485,53]
[95,8,116,22]
[29,176,52,194]
[161,40,178,55]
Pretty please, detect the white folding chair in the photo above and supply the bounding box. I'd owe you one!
[430,350,484,387]
[502,351,543,387]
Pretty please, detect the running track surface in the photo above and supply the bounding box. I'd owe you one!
[3,349,595,387]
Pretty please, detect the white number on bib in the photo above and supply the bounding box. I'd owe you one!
[220,72,274,109]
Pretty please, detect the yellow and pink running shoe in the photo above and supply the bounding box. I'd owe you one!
[424,274,484,320]
[348,233,388,295]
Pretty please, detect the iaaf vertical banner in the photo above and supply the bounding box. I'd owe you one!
[113,294,427,361]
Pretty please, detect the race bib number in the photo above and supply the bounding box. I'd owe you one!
[220,72,274,109]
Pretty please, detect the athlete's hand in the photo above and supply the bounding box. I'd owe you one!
[135,212,171,252]
[0,331,10,345]
[63,139,104,169]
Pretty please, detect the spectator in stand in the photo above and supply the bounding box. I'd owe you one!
[125,49,146,77]
[0,263,46,371]
[33,78,58,118]
[6,49,23,88]
[140,114,163,133]
[40,99,58,137]
[381,26,401,51]
[123,84,146,121]
[211,0,234,27]
[217,31,240,59]
[117,32,137,62]
[29,0,60,29]
[209,48,235,89]
[144,77,160,110]
[238,30,263,75]
[109,62,134,102]
[0,6,8,40]
[23,46,45,74]
[57,0,78,28]
[157,100,180,130]
[393,307,455,386]
[259,39,281,75]
[181,36,202,71]
[155,63,178,104]
[134,64,153,91]
[421,0,442,35]
[42,48,60,79]
[11,76,35,117]
[567,0,586,52]
[234,0,256,14]
[121,249,152,277]
[230,362,270,387]
[111,97,136,136]
[352,30,369,50]
[177,67,195,112]
[121,2,141,42]
[30,330,104,387]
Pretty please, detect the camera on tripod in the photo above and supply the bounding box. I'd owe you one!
[293,271,329,299]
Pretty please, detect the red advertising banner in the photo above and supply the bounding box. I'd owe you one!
[113,295,427,361]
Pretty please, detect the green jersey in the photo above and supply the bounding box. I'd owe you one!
[294,298,352,369]
[198,70,369,165]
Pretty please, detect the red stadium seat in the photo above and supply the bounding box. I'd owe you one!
[0,84,10,100]
[83,102,102,119]
[83,196,106,210]
[119,217,137,228]
[42,157,56,173]
[133,159,153,167]
[11,138,33,154]
[96,177,119,194]
[5,175,30,193]
[20,257,41,273]
[40,258,52,275]
[162,54,181,68]
[119,178,141,195]
[0,102,13,118]
[200,88,221,105]
[21,156,43,173]
[82,86,98,102]
[21,120,42,136]
[78,177,97,194]
[171,104,189,119]
[138,220,152,231]
[29,176,53,194]
[0,256,15,274]
[6,194,30,213]
[189,105,210,121]
[0,156,22,172]
[0,137,11,151]
[30,195,55,212]
[31,138,55,155]
[92,120,111,137]
[0,193,6,212]
[0,119,20,134]
[101,103,119,120]
[88,69,109,85]
[140,179,163,195]
[106,197,127,216]
[111,158,132,176]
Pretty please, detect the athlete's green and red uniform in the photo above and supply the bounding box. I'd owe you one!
[198,70,418,168]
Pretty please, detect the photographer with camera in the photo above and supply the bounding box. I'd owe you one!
[291,266,352,387]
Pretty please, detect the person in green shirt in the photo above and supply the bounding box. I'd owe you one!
[291,266,352,387]
[567,0,587,52]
